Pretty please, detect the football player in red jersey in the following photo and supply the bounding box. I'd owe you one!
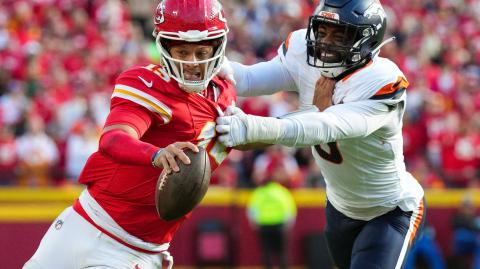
[24,1,235,268]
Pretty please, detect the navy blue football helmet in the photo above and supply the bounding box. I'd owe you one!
[306,0,388,79]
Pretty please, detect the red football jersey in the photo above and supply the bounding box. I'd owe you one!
[75,64,236,244]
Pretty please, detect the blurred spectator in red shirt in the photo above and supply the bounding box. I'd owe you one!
[438,112,480,188]
[0,0,478,188]
[252,145,301,188]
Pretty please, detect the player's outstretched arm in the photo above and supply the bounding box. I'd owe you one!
[216,100,397,148]
[222,76,334,150]
[221,56,297,97]
[231,77,335,150]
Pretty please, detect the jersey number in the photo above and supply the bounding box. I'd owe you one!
[144,64,170,82]
[315,142,343,164]
[197,122,228,165]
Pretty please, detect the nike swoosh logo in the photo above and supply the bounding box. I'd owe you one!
[138,76,153,88]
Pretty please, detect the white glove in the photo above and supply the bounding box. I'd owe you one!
[216,106,282,147]
[217,56,236,85]
[215,106,248,147]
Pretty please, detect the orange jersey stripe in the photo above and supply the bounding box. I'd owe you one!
[285,32,293,50]
[341,60,373,82]
[374,76,409,97]
[409,199,425,245]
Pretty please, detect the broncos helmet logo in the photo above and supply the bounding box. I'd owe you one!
[364,1,386,22]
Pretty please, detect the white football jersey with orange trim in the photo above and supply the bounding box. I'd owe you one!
[278,29,424,221]
[277,29,322,109]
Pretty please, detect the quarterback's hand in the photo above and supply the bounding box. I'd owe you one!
[215,106,248,147]
[313,76,335,111]
[217,57,236,85]
[152,142,199,173]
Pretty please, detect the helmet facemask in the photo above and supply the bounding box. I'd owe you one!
[306,16,378,79]
[156,32,227,93]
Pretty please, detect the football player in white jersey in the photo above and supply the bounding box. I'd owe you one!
[217,0,425,268]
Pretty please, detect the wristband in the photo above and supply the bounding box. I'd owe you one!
[151,148,163,168]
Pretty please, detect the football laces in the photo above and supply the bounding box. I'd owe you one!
[158,172,169,191]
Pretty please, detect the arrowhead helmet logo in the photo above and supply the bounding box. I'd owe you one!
[154,2,165,24]
[213,1,227,23]
[364,1,386,21]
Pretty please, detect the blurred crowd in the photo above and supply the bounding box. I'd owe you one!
[0,0,478,189]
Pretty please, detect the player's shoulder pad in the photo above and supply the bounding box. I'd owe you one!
[212,76,236,94]
[116,64,172,90]
[276,29,308,76]
[278,29,308,58]
[367,58,408,102]
[112,65,173,123]
[337,57,408,105]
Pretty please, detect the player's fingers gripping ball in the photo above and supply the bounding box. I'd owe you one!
[153,142,199,173]
[155,147,211,221]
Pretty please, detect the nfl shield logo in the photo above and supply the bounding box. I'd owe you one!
[54,219,64,230]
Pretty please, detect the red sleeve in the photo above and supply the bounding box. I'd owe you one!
[112,67,173,125]
[104,98,153,138]
[99,99,159,166]
[98,129,159,166]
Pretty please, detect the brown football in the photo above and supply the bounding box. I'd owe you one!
[155,147,211,221]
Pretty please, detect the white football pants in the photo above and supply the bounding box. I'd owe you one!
[23,207,173,269]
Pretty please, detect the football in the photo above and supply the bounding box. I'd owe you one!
[155,147,211,221]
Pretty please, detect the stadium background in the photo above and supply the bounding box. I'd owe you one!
[0,0,478,268]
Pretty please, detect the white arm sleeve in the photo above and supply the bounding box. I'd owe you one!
[246,100,397,147]
[231,56,297,97]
